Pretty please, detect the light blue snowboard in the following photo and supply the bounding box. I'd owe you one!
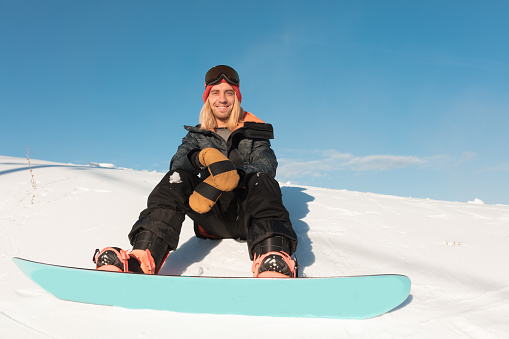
[13,257,410,319]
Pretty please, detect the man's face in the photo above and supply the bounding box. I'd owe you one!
[208,82,236,126]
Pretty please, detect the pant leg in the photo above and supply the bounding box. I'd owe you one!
[128,169,201,250]
[240,173,298,259]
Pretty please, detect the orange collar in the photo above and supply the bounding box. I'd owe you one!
[211,112,265,132]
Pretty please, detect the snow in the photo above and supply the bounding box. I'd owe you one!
[88,162,116,168]
[1,155,508,338]
[468,198,486,205]
[169,171,183,184]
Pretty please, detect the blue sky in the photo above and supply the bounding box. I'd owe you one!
[1,1,508,204]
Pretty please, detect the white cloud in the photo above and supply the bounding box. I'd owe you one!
[479,162,509,173]
[342,154,425,171]
[276,150,473,180]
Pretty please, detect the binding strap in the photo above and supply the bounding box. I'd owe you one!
[208,160,236,176]
[194,180,222,202]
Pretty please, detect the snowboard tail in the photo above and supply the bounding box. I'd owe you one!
[13,257,411,319]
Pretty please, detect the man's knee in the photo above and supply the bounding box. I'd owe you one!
[247,172,278,187]
[166,169,200,187]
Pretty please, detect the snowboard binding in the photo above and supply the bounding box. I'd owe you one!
[252,251,298,278]
[252,236,298,278]
[93,247,156,274]
[93,230,170,274]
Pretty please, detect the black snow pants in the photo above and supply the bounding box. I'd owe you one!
[128,169,297,260]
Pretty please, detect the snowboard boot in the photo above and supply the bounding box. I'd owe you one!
[251,236,298,278]
[131,229,170,274]
[94,230,170,274]
[93,247,151,273]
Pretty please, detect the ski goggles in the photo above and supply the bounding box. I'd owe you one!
[205,65,240,87]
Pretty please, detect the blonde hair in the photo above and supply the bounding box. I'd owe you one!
[199,95,244,131]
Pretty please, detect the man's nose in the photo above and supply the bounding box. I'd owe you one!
[218,91,227,102]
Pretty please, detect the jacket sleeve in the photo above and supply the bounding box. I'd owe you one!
[169,132,201,175]
[239,139,278,179]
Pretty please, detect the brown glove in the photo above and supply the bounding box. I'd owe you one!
[189,175,222,214]
[198,148,240,191]
[189,148,240,214]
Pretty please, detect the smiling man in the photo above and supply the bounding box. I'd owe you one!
[94,65,298,278]
[207,82,236,126]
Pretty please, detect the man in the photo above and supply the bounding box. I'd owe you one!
[94,65,298,278]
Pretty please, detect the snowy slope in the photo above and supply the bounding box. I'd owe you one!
[1,155,508,338]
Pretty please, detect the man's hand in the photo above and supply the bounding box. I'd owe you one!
[199,148,239,191]
[189,148,239,214]
[189,176,222,214]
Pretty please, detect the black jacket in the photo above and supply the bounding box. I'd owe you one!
[170,114,277,182]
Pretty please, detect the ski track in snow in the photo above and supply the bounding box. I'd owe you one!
[1,311,56,338]
[1,155,509,339]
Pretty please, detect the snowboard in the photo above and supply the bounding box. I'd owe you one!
[13,257,411,319]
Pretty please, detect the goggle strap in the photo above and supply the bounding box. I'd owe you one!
[206,73,239,87]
